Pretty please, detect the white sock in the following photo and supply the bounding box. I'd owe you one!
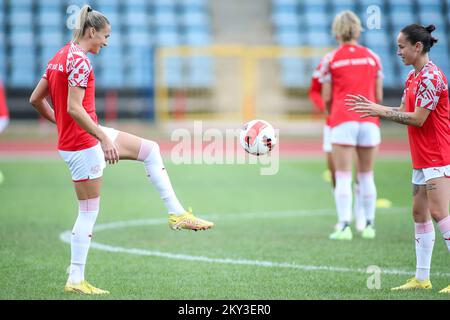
[138,139,185,215]
[334,171,352,226]
[438,215,450,252]
[69,197,100,284]
[415,221,435,281]
[353,183,364,223]
[357,172,377,225]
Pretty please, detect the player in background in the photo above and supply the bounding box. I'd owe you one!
[346,24,450,294]
[29,5,214,295]
[318,11,383,240]
[309,61,366,231]
[0,80,9,134]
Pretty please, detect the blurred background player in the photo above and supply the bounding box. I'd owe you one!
[0,80,9,134]
[347,24,450,294]
[318,11,383,240]
[29,5,213,295]
[309,61,366,232]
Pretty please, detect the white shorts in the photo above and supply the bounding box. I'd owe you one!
[58,125,119,182]
[323,125,332,153]
[412,165,450,185]
[330,121,381,147]
[0,116,9,133]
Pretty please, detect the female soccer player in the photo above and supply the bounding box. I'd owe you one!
[346,24,450,293]
[309,61,366,232]
[0,80,9,133]
[318,11,383,240]
[29,5,213,295]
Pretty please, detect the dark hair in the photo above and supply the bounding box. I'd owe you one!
[400,24,438,53]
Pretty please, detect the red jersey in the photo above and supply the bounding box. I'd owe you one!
[43,42,98,151]
[309,61,330,125]
[0,81,9,117]
[402,61,450,169]
[318,43,382,128]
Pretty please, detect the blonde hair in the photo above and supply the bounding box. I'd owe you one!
[332,11,362,42]
[72,5,109,42]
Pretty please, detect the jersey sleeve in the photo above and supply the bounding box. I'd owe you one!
[67,53,92,88]
[416,71,444,111]
[318,53,332,84]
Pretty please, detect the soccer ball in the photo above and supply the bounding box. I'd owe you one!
[239,119,277,156]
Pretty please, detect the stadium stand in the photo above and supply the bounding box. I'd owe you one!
[2,0,213,90]
[271,0,450,89]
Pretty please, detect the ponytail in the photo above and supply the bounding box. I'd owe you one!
[72,5,109,42]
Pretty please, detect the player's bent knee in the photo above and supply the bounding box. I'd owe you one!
[138,139,159,161]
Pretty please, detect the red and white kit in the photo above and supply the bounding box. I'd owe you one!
[319,44,383,146]
[402,61,450,184]
[44,42,118,181]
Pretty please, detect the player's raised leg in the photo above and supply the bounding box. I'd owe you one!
[114,130,214,231]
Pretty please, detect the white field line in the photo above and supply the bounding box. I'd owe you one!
[58,208,450,277]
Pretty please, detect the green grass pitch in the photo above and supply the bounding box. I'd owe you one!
[0,158,449,300]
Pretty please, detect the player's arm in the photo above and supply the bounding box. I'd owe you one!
[67,86,119,163]
[345,94,430,127]
[321,82,332,115]
[29,79,56,124]
[375,77,383,103]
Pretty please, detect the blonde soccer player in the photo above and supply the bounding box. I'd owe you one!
[29,5,213,295]
[318,11,383,240]
[309,61,366,231]
[347,24,450,293]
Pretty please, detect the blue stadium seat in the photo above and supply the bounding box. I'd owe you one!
[154,0,176,11]
[331,0,356,16]
[304,11,329,29]
[8,9,33,27]
[37,11,62,27]
[187,56,214,88]
[162,57,184,88]
[272,11,299,29]
[417,0,441,11]
[275,28,303,46]
[124,11,147,27]
[180,0,207,10]
[390,13,415,33]
[184,28,211,45]
[154,27,181,47]
[364,30,389,48]
[38,30,64,47]
[180,10,210,28]
[359,0,384,7]
[153,9,178,28]
[279,57,308,87]
[10,31,34,46]
[126,30,153,46]
[303,0,328,11]
[305,31,332,46]
[419,10,445,26]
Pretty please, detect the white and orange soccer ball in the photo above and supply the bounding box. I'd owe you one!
[239,119,277,156]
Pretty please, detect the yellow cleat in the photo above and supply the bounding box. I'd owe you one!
[64,280,110,295]
[329,226,353,240]
[361,224,376,239]
[391,277,432,291]
[168,208,214,231]
[439,285,450,294]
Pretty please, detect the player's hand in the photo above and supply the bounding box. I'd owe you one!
[345,94,385,118]
[101,136,119,165]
